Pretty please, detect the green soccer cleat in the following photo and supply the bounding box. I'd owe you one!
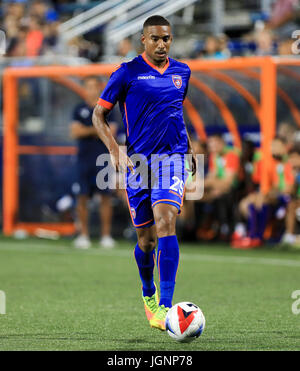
[142,284,159,322]
[149,304,170,331]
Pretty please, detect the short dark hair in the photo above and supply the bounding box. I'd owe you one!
[143,15,170,31]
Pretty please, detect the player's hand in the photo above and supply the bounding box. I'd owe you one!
[187,149,197,176]
[110,146,135,175]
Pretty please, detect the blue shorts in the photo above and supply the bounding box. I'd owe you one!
[125,153,189,228]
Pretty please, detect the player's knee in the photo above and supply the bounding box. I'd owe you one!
[138,236,156,253]
[155,212,176,236]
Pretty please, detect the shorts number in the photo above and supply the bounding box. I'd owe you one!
[170,176,184,196]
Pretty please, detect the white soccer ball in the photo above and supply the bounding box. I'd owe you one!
[165,302,205,343]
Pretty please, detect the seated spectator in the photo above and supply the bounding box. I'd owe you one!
[233,136,294,248]
[278,122,297,151]
[232,143,262,242]
[200,134,240,241]
[178,139,207,240]
[282,145,300,244]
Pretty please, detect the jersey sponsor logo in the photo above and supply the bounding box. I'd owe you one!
[172,75,182,89]
[138,75,156,80]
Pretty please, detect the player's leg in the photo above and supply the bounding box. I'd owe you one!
[134,225,160,320]
[153,203,178,304]
[149,203,179,330]
[99,194,115,248]
[125,185,159,322]
[149,154,187,329]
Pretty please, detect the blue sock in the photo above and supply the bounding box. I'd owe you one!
[134,244,156,297]
[248,204,257,239]
[157,235,179,308]
[257,204,268,240]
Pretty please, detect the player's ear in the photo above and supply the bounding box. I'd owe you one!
[141,32,145,46]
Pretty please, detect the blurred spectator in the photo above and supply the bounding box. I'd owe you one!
[25,15,44,56]
[117,38,137,61]
[8,25,28,57]
[278,37,295,55]
[41,17,60,55]
[5,1,25,20]
[66,36,101,61]
[200,134,240,240]
[178,139,207,239]
[253,29,276,55]
[282,144,300,244]
[266,0,300,38]
[233,136,294,248]
[70,76,117,249]
[217,33,231,59]
[200,35,229,60]
[278,121,297,151]
[29,0,49,19]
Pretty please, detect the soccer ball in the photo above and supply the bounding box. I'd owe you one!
[165,302,205,343]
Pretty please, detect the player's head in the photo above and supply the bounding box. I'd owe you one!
[83,76,101,102]
[141,15,172,64]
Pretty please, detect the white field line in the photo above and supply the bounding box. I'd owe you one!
[1,242,300,268]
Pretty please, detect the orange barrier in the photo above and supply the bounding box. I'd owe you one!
[3,57,299,236]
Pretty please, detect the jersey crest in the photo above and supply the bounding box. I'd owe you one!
[172,75,182,89]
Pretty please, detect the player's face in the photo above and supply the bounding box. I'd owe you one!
[141,25,172,65]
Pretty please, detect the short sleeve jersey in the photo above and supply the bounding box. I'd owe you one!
[98,52,190,158]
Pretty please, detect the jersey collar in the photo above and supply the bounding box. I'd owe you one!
[141,52,170,75]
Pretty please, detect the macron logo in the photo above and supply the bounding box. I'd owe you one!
[138,75,155,80]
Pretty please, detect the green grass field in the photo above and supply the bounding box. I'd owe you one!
[0,235,300,351]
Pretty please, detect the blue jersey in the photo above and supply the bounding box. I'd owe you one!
[98,52,190,158]
[72,102,108,161]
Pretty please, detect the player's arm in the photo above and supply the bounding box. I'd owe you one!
[70,121,98,139]
[92,105,134,174]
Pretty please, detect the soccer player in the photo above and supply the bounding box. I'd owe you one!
[93,15,196,330]
[70,76,116,249]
